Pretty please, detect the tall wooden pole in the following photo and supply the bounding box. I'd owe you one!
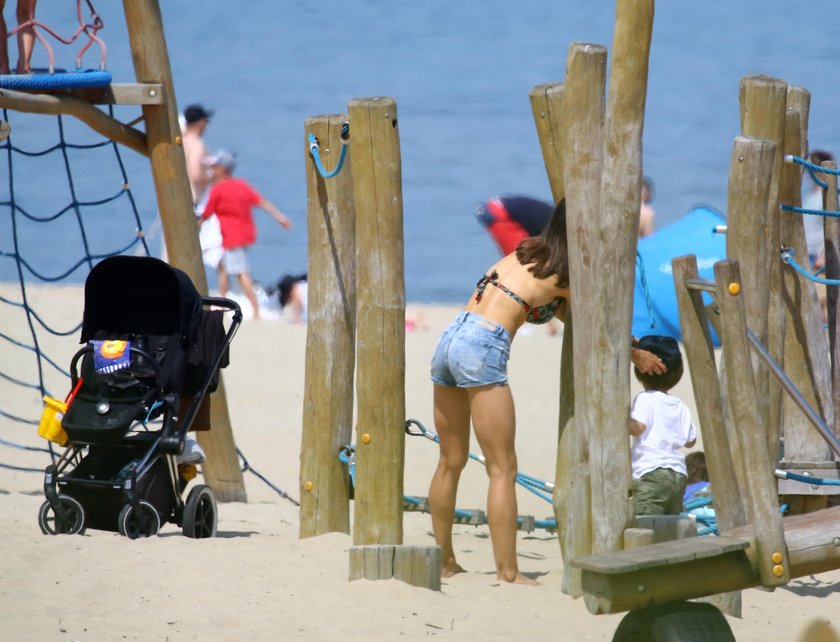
[825,163,840,433]
[300,115,356,537]
[738,74,787,459]
[349,97,405,545]
[559,40,606,595]
[590,0,654,554]
[122,0,245,502]
[529,82,565,204]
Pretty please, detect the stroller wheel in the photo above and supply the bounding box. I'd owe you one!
[118,501,161,539]
[38,496,86,535]
[182,484,217,538]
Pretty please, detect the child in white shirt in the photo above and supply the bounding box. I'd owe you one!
[629,335,697,515]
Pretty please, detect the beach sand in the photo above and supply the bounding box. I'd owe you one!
[1,286,838,641]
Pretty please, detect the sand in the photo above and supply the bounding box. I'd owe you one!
[1,285,839,641]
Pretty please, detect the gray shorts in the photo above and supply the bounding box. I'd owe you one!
[222,247,249,275]
[430,312,511,387]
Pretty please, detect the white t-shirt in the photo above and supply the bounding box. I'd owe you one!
[630,390,696,479]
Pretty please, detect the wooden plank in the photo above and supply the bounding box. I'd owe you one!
[623,528,655,550]
[635,515,697,542]
[299,115,356,538]
[47,82,166,105]
[715,260,790,586]
[672,255,747,533]
[572,536,750,574]
[349,97,406,545]
[123,0,245,501]
[559,40,606,595]
[529,82,565,204]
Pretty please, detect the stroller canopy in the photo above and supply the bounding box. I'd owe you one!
[80,256,202,343]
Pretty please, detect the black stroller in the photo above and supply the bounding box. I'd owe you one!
[38,256,242,539]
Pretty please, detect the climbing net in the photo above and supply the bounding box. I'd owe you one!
[0,108,151,471]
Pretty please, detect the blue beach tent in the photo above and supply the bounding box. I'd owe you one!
[632,205,726,345]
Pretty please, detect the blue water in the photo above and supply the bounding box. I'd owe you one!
[1,1,839,303]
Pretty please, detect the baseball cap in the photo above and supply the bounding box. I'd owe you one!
[634,335,682,371]
[184,104,214,124]
[209,149,237,171]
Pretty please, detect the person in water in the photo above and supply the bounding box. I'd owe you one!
[428,199,666,584]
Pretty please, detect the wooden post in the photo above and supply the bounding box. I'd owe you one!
[714,260,789,587]
[529,82,565,204]
[559,40,606,591]
[122,0,245,501]
[299,115,356,537]
[349,97,406,545]
[723,135,776,506]
[590,0,654,553]
[672,254,746,618]
[349,544,441,591]
[739,75,787,461]
[777,93,834,490]
[672,256,746,532]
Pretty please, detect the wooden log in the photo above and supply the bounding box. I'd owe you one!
[0,88,148,155]
[635,515,697,543]
[555,313,590,597]
[591,0,654,553]
[624,528,655,550]
[299,115,356,538]
[739,75,788,461]
[348,97,406,545]
[123,0,245,501]
[825,163,840,434]
[778,95,834,472]
[529,82,565,204]
[715,260,789,586]
[672,256,746,533]
[349,545,441,590]
[560,40,606,590]
[576,505,840,614]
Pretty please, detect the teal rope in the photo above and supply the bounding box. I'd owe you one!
[786,154,838,185]
[777,470,840,486]
[307,123,349,179]
[781,247,840,286]
[781,203,840,218]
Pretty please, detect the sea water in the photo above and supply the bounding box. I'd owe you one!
[1,0,838,303]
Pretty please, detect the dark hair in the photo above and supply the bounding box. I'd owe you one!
[514,199,569,288]
[810,149,835,166]
[686,451,708,484]
[635,362,683,391]
[634,335,683,391]
[277,273,306,307]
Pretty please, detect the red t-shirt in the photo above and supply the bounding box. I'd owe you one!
[201,177,262,249]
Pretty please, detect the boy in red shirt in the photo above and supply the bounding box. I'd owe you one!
[199,150,292,320]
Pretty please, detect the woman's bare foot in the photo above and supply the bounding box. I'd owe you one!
[441,561,467,578]
[499,571,541,585]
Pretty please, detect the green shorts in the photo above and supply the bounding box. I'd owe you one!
[632,467,687,516]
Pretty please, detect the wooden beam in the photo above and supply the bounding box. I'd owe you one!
[123,0,246,502]
[0,87,148,156]
[60,83,166,105]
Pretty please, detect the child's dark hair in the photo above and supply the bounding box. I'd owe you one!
[633,335,684,391]
[686,451,708,484]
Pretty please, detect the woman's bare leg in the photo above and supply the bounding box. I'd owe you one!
[14,0,34,74]
[238,272,260,320]
[428,383,470,577]
[469,384,538,585]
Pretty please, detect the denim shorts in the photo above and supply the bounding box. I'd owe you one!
[430,312,512,387]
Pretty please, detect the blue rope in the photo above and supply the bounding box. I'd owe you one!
[636,250,657,330]
[778,470,840,486]
[787,154,839,184]
[781,203,840,218]
[307,123,350,179]
[781,247,840,286]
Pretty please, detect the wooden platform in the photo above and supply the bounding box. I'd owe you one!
[571,536,753,614]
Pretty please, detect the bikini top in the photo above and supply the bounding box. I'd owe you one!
[474,270,563,325]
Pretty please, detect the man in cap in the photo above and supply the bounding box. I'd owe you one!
[199,150,292,320]
[182,103,214,205]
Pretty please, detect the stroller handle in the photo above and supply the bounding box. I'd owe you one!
[201,296,243,325]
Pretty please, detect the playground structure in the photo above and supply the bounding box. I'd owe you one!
[2,0,840,637]
[0,1,247,502]
[300,0,840,637]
